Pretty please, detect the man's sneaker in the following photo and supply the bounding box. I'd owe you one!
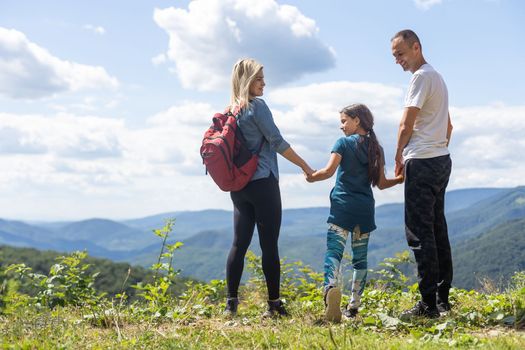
[437,301,451,313]
[223,297,238,317]
[324,287,342,323]
[343,307,358,318]
[400,301,439,321]
[262,299,289,318]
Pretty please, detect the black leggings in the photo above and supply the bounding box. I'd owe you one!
[227,174,282,300]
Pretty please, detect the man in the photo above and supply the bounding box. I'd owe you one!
[391,29,453,319]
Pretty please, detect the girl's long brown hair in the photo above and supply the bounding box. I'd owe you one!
[340,104,383,187]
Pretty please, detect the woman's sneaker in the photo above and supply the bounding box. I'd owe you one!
[223,297,239,317]
[324,287,342,323]
[262,299,289,318]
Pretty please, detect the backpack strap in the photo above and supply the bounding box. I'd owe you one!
[225,105,240,117]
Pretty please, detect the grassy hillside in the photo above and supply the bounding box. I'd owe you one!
[1,247,524,349]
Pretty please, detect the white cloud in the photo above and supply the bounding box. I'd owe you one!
[0,113,125,159]
[267,81,404,171]
[83,24,106,35]
[0,126,47,154]
[153,0,335,90]
[151,53,167,65]
[1,89,523,220]
[269,85,525,208]
[0,104,228,219]
[0,27,118,99]
[413,0,443,10]
[447,104,525,188]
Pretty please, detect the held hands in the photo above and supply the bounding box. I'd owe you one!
[301,164,315,181]
[301,164,316,183]
[305,170,316,183]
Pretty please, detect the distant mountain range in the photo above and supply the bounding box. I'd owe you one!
[1,186,524,290]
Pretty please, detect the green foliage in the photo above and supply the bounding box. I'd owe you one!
[0,244,182,300]
[1,218,525,348]
[370,250,413,292]
[244,250,323,304]
[133,219,184,317]
[510,271,525,329]
[0,264,6,310]
[5,251,104,309]
[178,279,227,319]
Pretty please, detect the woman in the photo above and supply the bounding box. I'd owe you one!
[224,58,313,317]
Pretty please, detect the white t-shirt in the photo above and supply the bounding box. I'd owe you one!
[403,63,450,160]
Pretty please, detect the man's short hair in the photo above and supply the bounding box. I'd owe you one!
[392,29,421,49]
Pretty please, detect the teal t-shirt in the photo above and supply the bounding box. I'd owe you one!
[327,134,376,233]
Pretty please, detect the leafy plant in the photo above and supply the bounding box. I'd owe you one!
[244,251,323,303]
[510,271,525,329]
[1,245,525,348]
[370,250,413,292]
[6,251,104,309]
[133,219,183,317]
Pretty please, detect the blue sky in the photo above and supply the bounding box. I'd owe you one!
[0,0,524,220]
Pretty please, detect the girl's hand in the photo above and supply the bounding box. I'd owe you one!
[396,174,404,184]
[305,170,317,183]
[394,150,404,176]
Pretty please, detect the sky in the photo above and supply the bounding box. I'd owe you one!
[0,0,524,221]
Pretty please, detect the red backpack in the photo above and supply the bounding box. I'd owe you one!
[200,107,262,192]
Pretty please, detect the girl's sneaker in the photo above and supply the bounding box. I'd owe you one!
[343,307,358,318]
[324,287,342,323]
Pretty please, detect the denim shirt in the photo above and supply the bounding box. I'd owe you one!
[236,98,290,181]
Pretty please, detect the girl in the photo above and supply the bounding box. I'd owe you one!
[224,58,314,317]
[306,104,403,322]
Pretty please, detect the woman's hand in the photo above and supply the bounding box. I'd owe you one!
[302,165,314,177]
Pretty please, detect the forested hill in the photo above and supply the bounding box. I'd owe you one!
[0,245,190,298]
[0,186,524,291]
[454,218,525,290]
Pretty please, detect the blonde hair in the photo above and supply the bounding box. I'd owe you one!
[230,58,263,111]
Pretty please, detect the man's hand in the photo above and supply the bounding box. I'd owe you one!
[395,150,404,177]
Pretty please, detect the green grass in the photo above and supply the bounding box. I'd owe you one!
[1,223,524,349]
[1,295,524,350]
[2,269,525,349]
